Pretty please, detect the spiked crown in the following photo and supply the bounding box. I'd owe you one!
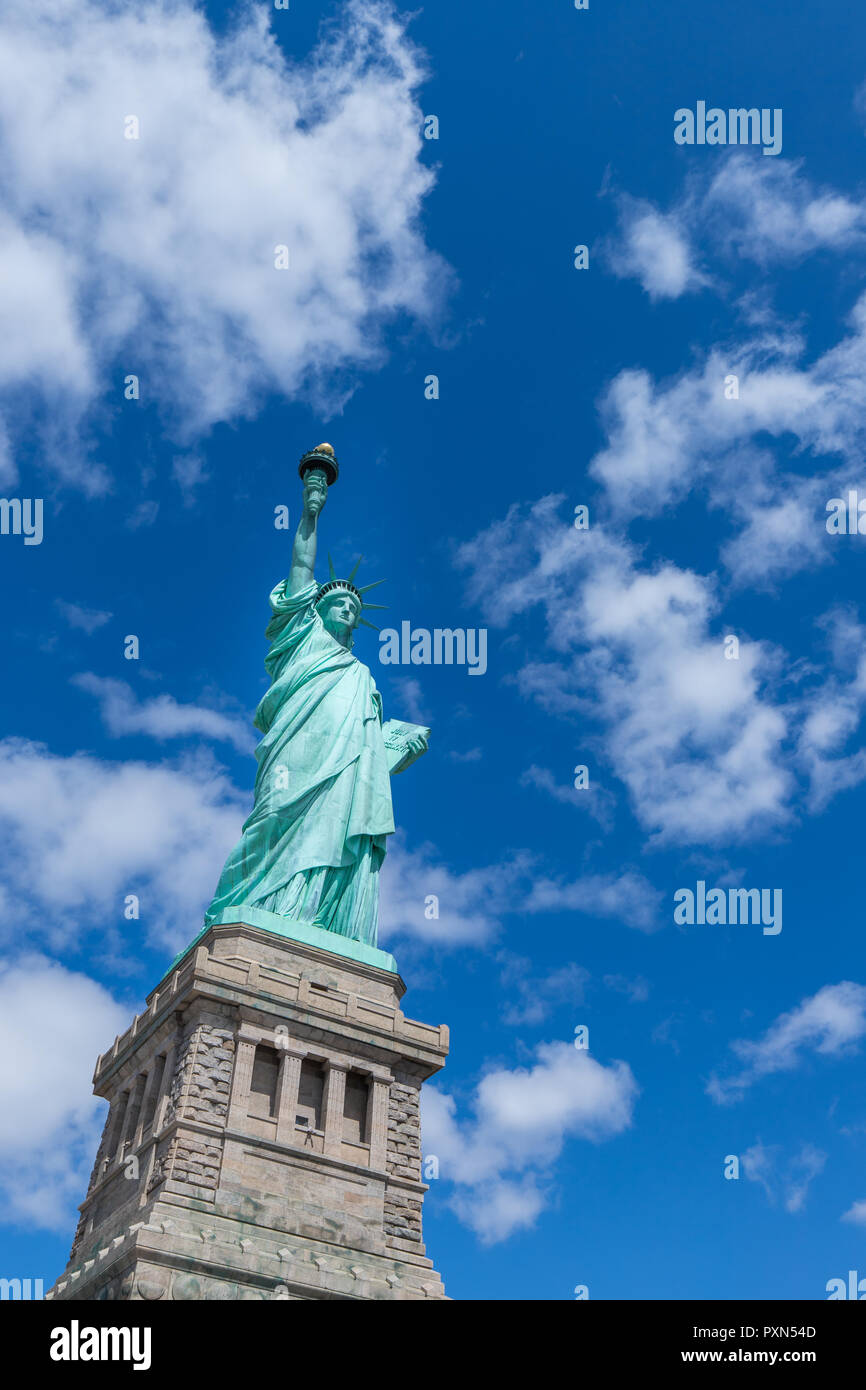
[315,554,387,631]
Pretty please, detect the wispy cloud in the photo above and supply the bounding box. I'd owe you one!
[521,763,616,829]
[707,983,866,1105]
[56,600,112,634]
[524,869,663,933]
[498,953,590,1026]
[741,1140,827,1213]
[604,973,650,1003]
[72,674,254,754]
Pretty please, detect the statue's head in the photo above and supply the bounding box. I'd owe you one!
[315,559,387,649]
[318,588,362,648]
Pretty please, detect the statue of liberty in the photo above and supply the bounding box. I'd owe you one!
[204,444,429,951]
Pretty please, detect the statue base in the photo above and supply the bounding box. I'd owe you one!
[168,906,399,978]
[46,919,448,1301]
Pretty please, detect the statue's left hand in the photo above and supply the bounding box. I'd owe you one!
[391,732,429,774]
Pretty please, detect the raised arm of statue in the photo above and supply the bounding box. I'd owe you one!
[288,467,327,595]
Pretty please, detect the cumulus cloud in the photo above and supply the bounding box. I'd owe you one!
[72,673,255,754]
[707,982,866,1105]
[607,198,709,300]
[422,1041,638,1242]
[589,338,845,539]
[458,493,866,842]
[0,738,248,950]
[0,955,129,1231]
[458,502,797,846]
[705,157,865,264]
[0,0,448,488]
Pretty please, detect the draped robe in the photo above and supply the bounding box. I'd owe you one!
[204,578,394,946]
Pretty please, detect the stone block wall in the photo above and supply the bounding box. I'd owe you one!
[386,1076,422,1181]
[165,1009,234,1129]
[383,1191,423,1245]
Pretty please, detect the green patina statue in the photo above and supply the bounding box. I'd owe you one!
[203,445,429,959]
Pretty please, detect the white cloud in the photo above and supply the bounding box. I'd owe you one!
[608,155,866,302]
[0,738,248,949]
[56,601,112,634]
[704,158,865,265]
[0,0,447,488]
[520,763,616,829]
[741,1141,826,1213]
[387,676,431,726]
[788,610,866,812]
[459,494,866,842]
[126,500,160,530]
[379,836,528,947]
[603,973,650,1002]
[458,505,797,846]
[596,159,866,592]
[0,955,129,1231]
[607,198,709,300]
[498,953,589,1026]
[72,673,255,753]
[524,870,663,933]
[841,1198,866,1226]
[447,747,483,763]
[0,415,13,486]
[380,836,656,944]
[708,982,866,1105]
[589,347,833,533]
[450,1175,547,1245]
[422,1041,638,1243]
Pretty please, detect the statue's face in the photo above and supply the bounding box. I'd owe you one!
[320,592,361,645]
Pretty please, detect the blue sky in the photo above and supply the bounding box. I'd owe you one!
[1,0,866,1301]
